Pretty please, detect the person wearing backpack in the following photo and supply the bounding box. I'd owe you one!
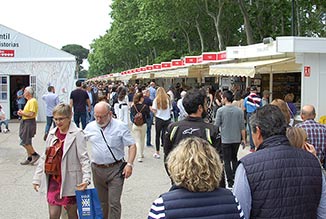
[130,92,150,162]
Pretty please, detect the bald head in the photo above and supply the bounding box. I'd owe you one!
[94,101,111,113]
[301,104,316,121]
[94,101,112,127]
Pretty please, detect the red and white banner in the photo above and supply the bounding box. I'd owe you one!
[0,49,14,57]
[146,65,153,71]
[136,68,141,73]
[153,64,161,70]
[202,52,227,62]
[171,59,184,67]
[161,62,172,68]
[184,56,199,64]
[140,67,147,72]
[217,51,227,60]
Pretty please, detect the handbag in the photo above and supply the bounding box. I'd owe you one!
[76,188,103,219]
[44,139,63,175]
[100,129,127,178]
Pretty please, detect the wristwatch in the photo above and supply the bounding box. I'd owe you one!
[126,163,133,168]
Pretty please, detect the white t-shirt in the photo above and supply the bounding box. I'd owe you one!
[152,98,171,121]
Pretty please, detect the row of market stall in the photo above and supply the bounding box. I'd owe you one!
[89,36,326,119]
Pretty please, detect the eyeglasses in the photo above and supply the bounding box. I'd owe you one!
[94,114,109,120]
[53,117,68,123]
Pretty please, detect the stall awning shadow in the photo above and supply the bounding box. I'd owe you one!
[209,57,296,78]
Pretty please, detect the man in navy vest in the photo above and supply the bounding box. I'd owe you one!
[233,105,326,219]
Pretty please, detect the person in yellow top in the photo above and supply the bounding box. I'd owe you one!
[18,86,40,165]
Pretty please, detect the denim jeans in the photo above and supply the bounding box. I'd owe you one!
[74,112,87,129]
[45,116,55,134]
[86,106,94,124]
[247,112,254,149]
[146,112,153,146]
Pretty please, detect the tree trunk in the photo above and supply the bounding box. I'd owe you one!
[180,25,192,53]
[195,16,205,53]
[153,47,157,60]
[238,0,254,45]
[205,0,225,51]
[296,1,301,36]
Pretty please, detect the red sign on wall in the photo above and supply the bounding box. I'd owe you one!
[161,62,172,68]
[140,67,147,72]
[146,65,153,71]
[172,59,184,67]
[153,64,161,70]
[184,57,198,64]
[304,66,311,77]
[0,50,15,57]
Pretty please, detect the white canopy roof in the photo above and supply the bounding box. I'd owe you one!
[0,24,75,62]
[209,57,298,78]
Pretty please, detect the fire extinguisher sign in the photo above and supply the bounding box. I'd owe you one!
[304,66,311,77]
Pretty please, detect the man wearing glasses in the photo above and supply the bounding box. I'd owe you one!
[84,101,136,219]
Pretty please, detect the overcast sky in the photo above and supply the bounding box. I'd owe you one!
[1,0,112,50]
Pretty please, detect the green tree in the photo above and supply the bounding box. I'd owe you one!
[87,0,326,77]
[62,44,89,77]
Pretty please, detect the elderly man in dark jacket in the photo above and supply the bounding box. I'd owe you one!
[233,105,326,219]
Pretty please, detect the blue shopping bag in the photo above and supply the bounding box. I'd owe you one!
[76,188,103,219]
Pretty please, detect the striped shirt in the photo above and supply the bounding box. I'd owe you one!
[244,92,262,113]
[296,119,326,162]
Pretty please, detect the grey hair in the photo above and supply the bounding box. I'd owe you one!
[25,86,34,96]
[249,105,287,140]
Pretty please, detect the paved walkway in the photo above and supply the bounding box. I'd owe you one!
[0,121,250,218]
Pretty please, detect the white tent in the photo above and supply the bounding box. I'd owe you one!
[0,24,76,121]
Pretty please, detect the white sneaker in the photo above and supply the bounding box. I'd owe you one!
[153,153,160,159]
[137,158,143,162]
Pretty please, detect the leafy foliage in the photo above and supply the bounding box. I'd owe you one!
[87,0,326,77]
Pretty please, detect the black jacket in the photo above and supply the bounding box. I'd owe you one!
[163,116,220,158]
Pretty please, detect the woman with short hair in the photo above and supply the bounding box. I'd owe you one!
[33,103,91,219]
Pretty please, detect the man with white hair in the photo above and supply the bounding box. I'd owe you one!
[17,86,40,165]
[84,102,136,219]
[177,90,188,121]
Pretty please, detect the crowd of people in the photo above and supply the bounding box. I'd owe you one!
[10,79,326,218]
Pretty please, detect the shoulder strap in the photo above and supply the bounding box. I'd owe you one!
[133,104,139,113]
[139,104,146,113]
[100,129,118,162]
[286,103,294,117]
